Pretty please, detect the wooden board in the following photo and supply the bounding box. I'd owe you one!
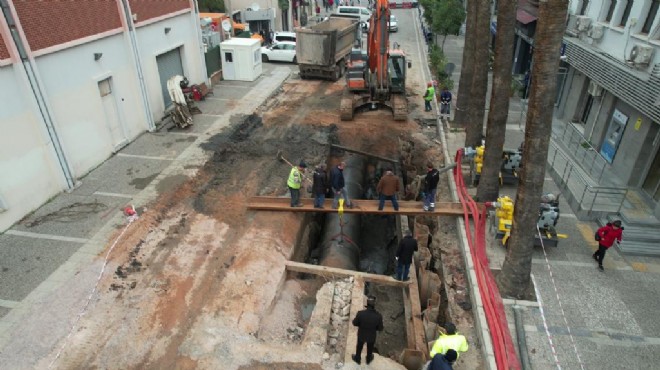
[285,261,408,286]
[247,196,480,216]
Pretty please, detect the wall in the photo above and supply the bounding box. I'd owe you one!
[135,12,206,119]
[562,70,588,123]
[233,0,283,31]
[0,64,66,232]
[32,33,146,177]
[575,0,660,70]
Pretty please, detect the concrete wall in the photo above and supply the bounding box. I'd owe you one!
[135,12,206,119]
[32,33,145,177]
[232,0,284,31]
[561,70,588,123]
[0,64,66,232]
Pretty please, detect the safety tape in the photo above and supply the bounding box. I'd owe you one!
[535,226,586,370]
[48,214,139,369]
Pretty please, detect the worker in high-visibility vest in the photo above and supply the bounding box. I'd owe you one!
[287,161,307,207]
[429,322,468,364]
[423,82,435,111]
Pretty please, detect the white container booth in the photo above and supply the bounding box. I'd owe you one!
[219,38,262,81]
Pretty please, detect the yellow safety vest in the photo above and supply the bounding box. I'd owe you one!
[287,167,302,189]
[424,86,435,101]
[430,333,468,358]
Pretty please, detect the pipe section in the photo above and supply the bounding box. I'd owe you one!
[318,155,364,270]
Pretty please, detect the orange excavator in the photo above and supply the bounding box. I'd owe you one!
[340,0,410,121]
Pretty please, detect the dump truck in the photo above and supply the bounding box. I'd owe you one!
[296,15,360,81]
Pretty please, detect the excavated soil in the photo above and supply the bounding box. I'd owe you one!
[45,76,479,369]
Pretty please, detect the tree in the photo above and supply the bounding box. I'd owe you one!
[198,0,225,12]
[476,0,517,202]
[453,0,476,129]
[431,0,466,51]
[463,0,490,148]
[497,0,569,299]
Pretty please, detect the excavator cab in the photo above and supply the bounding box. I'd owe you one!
[388,53,406,94]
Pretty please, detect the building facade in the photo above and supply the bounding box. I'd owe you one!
[555,0,660,219]
[0,0,207,232]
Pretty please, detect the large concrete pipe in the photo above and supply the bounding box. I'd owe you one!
[318,155,364,270]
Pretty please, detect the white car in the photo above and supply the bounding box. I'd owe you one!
[388,15,398,32]
[261,41,297,63]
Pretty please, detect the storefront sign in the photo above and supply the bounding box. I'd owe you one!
[600,109,628,163]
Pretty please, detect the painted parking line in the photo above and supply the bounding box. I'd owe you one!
[93,191,133,199]
[205,97,233,101]
[216,84,251,88]
[0,299,19,309]
[5,230,89,244]
[116,153,175,161]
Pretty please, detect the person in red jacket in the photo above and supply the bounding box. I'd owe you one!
[593,220,623,271]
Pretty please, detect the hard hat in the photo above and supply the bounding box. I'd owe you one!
[366,296,376,308]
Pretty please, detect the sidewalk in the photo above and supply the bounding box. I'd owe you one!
[439,33,660,369]
[0,65,291,362]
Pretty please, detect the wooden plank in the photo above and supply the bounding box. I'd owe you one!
[407,259,429,361]
[285,261,408,286]
[345,277,365,365]
[247,196,479,216]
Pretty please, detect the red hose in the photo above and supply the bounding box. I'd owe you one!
[453,150,521,370]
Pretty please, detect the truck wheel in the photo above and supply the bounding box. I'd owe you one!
[293,56,297,64]
[333,65,341,81]
[339,60,346,77]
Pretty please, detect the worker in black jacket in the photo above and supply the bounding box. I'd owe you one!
[352,296,383,365]
[395,229,418,281]
[424,162,440,212]
[312,164,328,209]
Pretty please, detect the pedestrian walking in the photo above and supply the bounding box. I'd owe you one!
[352,296,383,365]
[312,164,328,209]
[423,82,435,111]
[424,162,440,212]
[427,350,458,370]
[376,169,400,211]
[439,87,452,121]
[593,220,623,271]
[394,230,418,281]
[328,0,334,8]
[287,160,307,207]
[330,162,352,208]
[429,322,468,363]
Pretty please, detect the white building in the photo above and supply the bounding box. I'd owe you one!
[0,0,207,232]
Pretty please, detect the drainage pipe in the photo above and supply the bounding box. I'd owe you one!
[513,305,531,370]
[318,155,364,270]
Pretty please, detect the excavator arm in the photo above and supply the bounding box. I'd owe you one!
[368,0,391,101]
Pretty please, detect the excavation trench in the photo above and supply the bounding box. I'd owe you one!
[260,147,457,367]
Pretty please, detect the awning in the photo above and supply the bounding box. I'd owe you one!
[517,10,537,25]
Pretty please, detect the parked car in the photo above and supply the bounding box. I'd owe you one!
[261,41,297,63]
[388,15,398,32]
[273,31,296,43]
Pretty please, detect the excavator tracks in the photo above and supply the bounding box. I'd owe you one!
[340,89,355,121]
[392,94,408,121]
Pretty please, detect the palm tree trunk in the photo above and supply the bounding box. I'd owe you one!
[476,0,517,202]
[453,0,476,127]
[497,0,569,299]
[464,0,491,148]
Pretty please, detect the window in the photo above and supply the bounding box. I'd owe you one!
[606,0,617,22]
[580,0,590,15]
[642,0,659,33]
[224,52,233,62]
[620,0,634,26]
[98,78,112,97]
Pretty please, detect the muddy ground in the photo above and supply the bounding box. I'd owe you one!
[44,76,481,369]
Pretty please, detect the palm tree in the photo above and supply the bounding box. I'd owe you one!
[453,0,476,128]
[497,0,569,299]
[476,0,517,202]
[464,0,491,148]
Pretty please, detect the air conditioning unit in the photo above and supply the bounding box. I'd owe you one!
[565,14,579,36]
[629,44,655,65]
[588,24,604,39]
[576,16,592,32]
[587,81,603,97]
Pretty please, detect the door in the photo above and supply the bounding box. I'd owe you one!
[98,78,127,151]
[224,50,235,79]
[156,48,184,107]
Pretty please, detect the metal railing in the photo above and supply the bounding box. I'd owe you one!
[547,141,627,217]
[552,121,619,184]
